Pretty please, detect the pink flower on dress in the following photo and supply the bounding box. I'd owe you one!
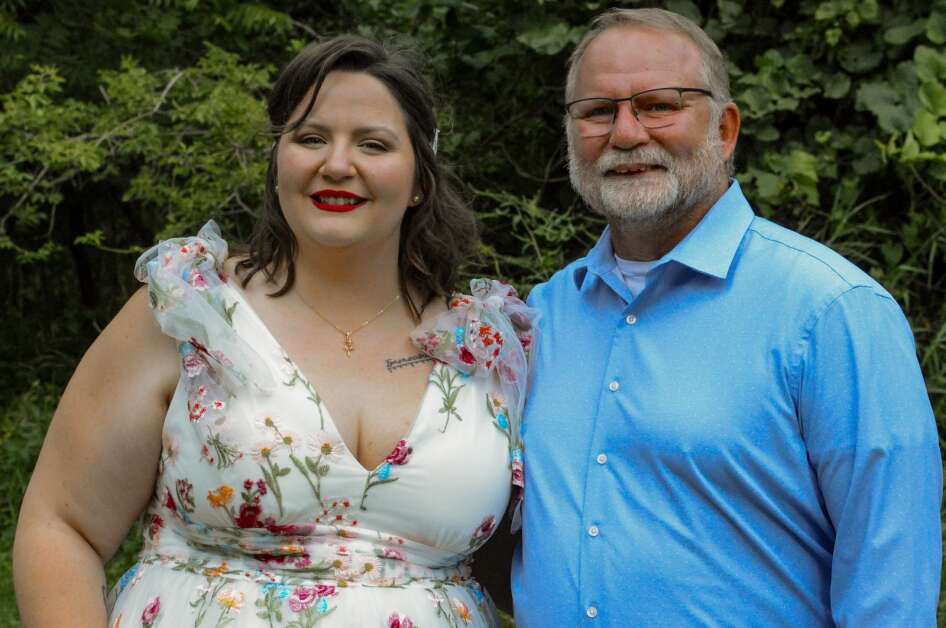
[182,352,207,377]
[140,596,161,625]
[188,400,207,422]
[472,515,496,540]
[512,458,524,486]
[388,612,414,628]
[189,270,209,289]
[382,547,405,561]
[384,440,413,465]
[288,586,318,612]
[314,584,337,598]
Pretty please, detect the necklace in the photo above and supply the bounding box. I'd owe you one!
[297,291,401,357]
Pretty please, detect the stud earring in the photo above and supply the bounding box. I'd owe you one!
[412,195,421,204]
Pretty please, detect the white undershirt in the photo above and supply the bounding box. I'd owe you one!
[614,255,659,298]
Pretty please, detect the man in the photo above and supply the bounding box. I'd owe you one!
[512,8,942,626]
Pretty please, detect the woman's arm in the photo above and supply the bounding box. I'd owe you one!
[14,287,179,627]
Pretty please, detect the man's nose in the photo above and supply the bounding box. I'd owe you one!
[609,101,650,149]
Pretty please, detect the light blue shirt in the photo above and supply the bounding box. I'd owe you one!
[512,181,942,627]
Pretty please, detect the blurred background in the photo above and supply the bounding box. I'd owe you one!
[1,0,944,624]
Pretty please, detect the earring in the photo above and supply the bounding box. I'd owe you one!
[412,195,421,204]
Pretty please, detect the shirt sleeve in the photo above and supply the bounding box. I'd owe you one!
[797,285,942,626]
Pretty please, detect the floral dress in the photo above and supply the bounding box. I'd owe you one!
[107,222,536,628]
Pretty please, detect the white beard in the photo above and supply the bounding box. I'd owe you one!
[568,125,727,231]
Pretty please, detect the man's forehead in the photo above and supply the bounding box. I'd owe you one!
[576,26,704,86]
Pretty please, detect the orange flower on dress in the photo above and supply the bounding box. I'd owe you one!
[203,561,229,578]
[452,598,473,623]
[207,485,234,508]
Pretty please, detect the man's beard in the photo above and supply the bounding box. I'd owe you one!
[567,125,727,231]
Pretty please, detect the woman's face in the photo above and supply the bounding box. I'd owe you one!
[276,70,419,257]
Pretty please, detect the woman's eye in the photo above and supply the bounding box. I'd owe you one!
[297,135,325,146]
[361,141,388,152]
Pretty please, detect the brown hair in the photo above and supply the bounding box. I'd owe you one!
[236,35,477,321]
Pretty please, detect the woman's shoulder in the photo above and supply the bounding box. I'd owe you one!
[410,277,538,377]
[133,220,276,395]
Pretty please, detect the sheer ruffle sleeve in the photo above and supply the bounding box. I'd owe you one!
[134,220,275,396]
[410,278,539,530]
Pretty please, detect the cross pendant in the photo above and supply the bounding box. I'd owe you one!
[343,332,354,357]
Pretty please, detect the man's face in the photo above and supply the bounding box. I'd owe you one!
[567,26,731,230]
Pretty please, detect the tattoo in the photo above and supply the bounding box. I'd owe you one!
[385,353,433,373]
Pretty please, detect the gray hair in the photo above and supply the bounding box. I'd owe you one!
[565,8,731,107]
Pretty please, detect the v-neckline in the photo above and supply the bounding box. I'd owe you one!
[224,281,438,474]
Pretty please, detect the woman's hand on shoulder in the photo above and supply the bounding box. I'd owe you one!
[18,285,179,562]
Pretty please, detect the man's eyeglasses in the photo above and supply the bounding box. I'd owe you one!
[566,87,714,137]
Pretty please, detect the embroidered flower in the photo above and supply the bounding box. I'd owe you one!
[147,514,164,540]
[472,515,496,541]
[288,584,336,612]
[388,612,414,628]
[188,400,207,422]
[216,589,244,610]
[382,547,406,561]
[140,596,161,626]
[458,346,476,364]
[452,598,473,623]
[385,439,413,465]
[203,562,229,578]
[182,351,207,378]
[309,431,345,460]
[512,457,524,486]
[207,485,234,508]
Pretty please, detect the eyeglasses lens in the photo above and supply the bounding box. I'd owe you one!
[571,89,684,137]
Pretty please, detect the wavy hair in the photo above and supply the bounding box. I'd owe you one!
[236,35,477,321]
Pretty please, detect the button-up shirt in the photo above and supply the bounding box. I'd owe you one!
[512,181,942,626]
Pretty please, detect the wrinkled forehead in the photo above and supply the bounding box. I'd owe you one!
[573,26,706,96]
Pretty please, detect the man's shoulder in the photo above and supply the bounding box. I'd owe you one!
[526,255,590,308]
[742,215,891,302]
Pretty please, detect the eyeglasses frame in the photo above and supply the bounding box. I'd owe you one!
[565,87,715,132]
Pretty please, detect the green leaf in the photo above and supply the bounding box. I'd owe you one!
[856,81,915,133]
[915,46,946,83]
[516,20,582,56]
[305,457,319,474]
[664,0,703,24]
[823,74,852,99]
[913,109,942,146]
[884,20,927,45]
[919,80,946,114]
[927,11,946,45]
[838,42,884,74]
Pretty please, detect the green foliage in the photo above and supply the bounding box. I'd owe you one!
[1,0,944,625]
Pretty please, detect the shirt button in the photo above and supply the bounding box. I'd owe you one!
[608,380,620,392]
[586,606,598,618]
[588,525,599,537]
[596,453,608,464]
[625,314,638,325]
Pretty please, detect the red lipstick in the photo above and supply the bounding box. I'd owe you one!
[311,189,367,213]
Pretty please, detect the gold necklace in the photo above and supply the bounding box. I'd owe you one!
[297,291,401,357]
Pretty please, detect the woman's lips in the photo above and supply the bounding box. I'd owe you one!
[310,189,367,212]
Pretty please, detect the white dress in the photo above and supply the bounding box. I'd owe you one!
[107,222,535,628]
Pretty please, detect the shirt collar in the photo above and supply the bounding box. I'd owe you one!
[573,180,754,290]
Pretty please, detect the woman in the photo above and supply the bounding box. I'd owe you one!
[14,36,534,627]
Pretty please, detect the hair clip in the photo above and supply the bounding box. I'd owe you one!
[432,128,440,155]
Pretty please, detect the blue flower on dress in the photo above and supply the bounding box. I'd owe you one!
[378,463,393,481]
[496,413,509,429]
[511,448,523,464]
[454,326,465,347]
[118,563,139,590]
[316,596,330,614]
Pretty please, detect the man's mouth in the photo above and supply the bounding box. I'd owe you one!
[310,189,367,212]
[606,164,666,176]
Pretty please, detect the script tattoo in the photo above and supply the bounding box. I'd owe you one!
[385,353,433,373]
